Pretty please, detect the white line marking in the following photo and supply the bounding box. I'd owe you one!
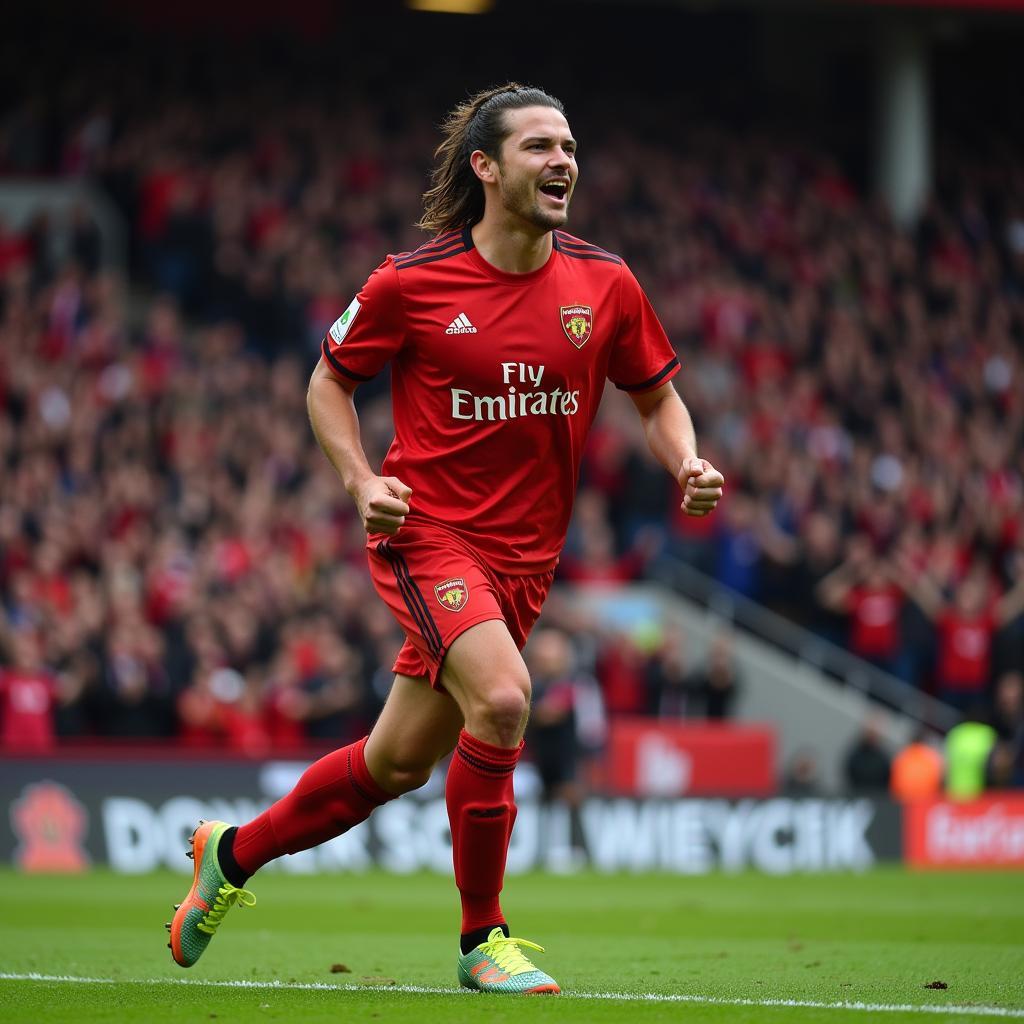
[1,972,1022,1017]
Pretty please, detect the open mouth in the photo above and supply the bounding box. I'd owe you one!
[539,179,569,203]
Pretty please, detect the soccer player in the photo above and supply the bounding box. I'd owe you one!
[167,83,724,994]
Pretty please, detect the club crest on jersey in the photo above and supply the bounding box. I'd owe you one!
[434,577,468,612]
[561,305,593,348]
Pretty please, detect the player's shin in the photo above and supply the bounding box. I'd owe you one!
[446,729,522,949]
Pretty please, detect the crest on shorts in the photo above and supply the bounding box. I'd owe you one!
[561,305,593,348]
[435,577,468,612]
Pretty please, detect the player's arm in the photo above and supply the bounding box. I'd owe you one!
[307,358,411,535]
[630,381,724,517]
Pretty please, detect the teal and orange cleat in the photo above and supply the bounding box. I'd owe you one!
[166,820,255,968]
[457,927,561,994]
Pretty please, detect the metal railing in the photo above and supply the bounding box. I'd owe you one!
[0,181,126,272]
[650,555,961,732]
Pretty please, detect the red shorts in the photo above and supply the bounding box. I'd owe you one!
[366,523,554,687]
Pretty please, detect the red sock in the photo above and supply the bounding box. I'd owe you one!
[233,736,393,877]
[446,729,523,935]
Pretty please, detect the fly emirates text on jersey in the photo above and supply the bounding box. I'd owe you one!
[450,362,581,422]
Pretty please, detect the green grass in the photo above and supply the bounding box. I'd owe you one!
[1,867,1022,1022]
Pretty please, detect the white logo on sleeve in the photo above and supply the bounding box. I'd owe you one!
[329,297,361,345]
[445,313,477,335]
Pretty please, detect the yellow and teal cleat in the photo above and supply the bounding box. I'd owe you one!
[166,820,255,968]
[457,927,561,994]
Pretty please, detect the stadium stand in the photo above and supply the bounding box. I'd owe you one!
[1,19,1022,795]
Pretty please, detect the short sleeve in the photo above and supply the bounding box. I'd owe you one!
[321,258,406,385]
[607,263,680,393]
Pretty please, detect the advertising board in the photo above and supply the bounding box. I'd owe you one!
[2,755,901,875]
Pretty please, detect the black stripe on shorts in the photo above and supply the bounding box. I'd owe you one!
[377,540,444,660]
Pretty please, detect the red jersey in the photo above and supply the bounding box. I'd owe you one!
[0,669,57,751]
[935,610,995,690]
[322,228,680,573]
[847,584,902,658]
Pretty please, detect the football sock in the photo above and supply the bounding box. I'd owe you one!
[447,729,522,941]
[230,736,393,877]
[216,826,249,887]
[460,922,510,955]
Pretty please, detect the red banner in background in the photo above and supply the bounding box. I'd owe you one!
[905,796,1024,868]
[605,720,776,797]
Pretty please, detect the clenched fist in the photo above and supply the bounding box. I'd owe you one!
[353,476,413,535]
[678,458,724,517]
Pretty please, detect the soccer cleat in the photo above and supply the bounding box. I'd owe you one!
[457,927,560,995]
[168,820,255,968]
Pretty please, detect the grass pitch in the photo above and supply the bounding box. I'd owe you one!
[1,867,1022,1022]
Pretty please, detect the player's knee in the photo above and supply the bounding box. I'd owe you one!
[476,675,531,739]
[386,765,435,794]
[375,754,436,794]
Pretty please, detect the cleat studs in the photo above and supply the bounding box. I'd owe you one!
[167,943,172,950]
[188,836,195,845]
[164,922,171,930]
[186,850,194,859]
[174,903,181,910]
[198,819,206,826]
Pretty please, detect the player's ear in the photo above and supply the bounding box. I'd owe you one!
[470,149,498,184]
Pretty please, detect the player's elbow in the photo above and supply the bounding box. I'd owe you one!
[308,359,352,416]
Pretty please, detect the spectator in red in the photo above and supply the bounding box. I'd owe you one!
[898,560,1024,710]
[0,629,64,751]
[817,536,910,680]
[179,663,271,756]
[596,631,649,716]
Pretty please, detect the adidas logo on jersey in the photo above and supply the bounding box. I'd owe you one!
[445,313,477,335]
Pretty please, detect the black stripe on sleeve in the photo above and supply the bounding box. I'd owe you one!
[555,234,611,254]
[424,229,462,248]
[322,337,373,382]
[398,230,462,261]
[560,250,623,265]
[614,356,680,393]
[554,232,622,263]
[394,242,467,270]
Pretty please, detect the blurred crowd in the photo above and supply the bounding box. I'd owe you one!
[0,211,743,758]
[1,43,1023,791]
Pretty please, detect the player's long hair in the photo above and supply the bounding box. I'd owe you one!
[417,83,566,235]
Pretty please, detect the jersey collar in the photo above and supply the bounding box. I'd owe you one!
[462,225,558,285]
